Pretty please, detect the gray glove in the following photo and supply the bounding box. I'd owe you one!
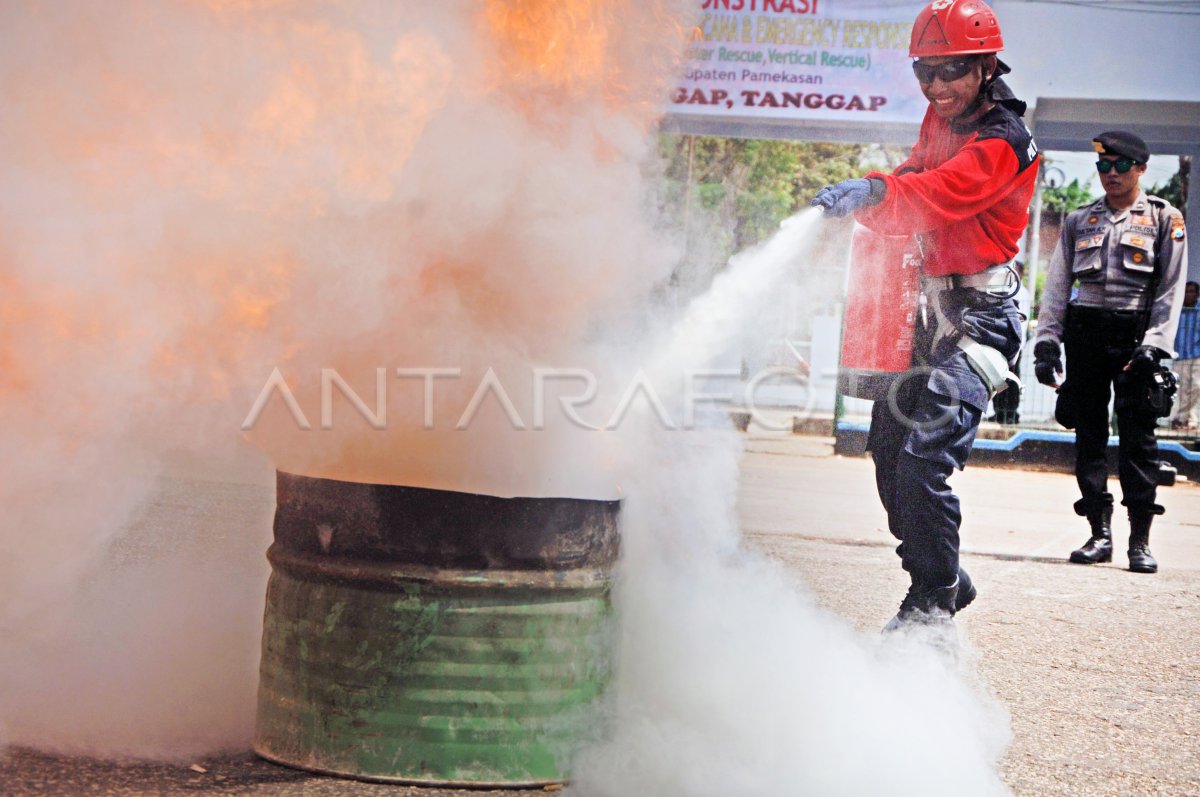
[1033,340,1063,387]
[811,178,878,218]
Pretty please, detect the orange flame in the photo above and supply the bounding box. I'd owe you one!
[483,0,614,93]
[1,1,694,496]
[0,273,34,398]
[151,251,297,403]
[481,0,687,116]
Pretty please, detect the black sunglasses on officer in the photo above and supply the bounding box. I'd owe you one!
[1092,131,1150,174]
[1096,157,1138,174]
[911,56,978,84]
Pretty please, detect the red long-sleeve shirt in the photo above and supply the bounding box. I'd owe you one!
[856,90,1040,277]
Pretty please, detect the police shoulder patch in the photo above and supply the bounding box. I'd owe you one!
[1169,212,1185,235]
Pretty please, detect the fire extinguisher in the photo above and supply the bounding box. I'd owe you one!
[838,224,922,401]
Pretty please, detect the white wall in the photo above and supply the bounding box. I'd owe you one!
[995,3,1200,105]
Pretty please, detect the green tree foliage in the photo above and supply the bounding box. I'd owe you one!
[657,134,869,289]
[659,136,867,245]
[1148,155,1190,214]
[1041,177,1096,215]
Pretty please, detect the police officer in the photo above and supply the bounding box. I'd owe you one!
[1034,131,1188,574]
[812,0,1036,629]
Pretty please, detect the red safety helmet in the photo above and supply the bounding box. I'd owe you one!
[909,0,1004,58]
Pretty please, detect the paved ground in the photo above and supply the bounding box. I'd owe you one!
[3,432,1198,796]
[739,433,1200,797]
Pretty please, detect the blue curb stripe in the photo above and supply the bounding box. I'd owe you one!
[834,424,1200,461]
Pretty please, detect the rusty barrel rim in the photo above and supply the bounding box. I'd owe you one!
[273,471,621,570]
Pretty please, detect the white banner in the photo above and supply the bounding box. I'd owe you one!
[670,0,928,125]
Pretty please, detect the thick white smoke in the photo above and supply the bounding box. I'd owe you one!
[0,0,686,756]
[573,211,1012,796]
[1,1,1012,792]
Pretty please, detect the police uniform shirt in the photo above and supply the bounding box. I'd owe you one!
[1037,190,1188,354]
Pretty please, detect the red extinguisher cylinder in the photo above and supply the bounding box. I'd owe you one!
[838,225,921,401]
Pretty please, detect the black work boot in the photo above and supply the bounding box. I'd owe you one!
[1128,512,1159,574]
[956,566,977,613]
[883,577,959,632]
[1069,507,1113,564]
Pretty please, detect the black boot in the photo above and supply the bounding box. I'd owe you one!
[956,566,977,612]
[1069,507,1113,564]
[883,577,959,632]
[1128,512,1159,574]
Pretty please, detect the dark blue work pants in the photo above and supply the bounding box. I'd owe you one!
[866,288,1023,587]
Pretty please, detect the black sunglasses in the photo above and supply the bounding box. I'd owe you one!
[1096,158,1137,174]
[911,58,977,84]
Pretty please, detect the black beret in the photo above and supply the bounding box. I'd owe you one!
[1092,130,1149,163]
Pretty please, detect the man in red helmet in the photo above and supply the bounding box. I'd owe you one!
[812,0,1039,631]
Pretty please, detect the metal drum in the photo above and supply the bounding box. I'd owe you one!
[254,472,620,787]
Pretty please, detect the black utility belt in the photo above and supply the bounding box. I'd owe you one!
[1065,304,1145,339]
[1066,304,1144,322]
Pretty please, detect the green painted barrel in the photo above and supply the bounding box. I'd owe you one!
[253,472,620,787]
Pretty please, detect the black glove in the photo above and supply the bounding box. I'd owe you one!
[1033,340,1063,387]
[1128,345,1168,376]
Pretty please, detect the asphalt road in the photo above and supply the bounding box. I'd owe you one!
[3,432,1198,796]
[741,433,1200,797]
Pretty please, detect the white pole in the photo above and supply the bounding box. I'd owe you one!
[1026,160,1045,314]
